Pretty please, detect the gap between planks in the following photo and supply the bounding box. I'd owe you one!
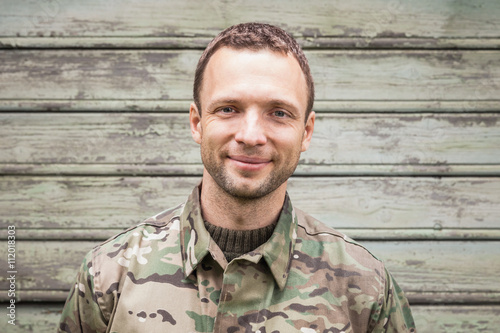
[0,99,499,112]
[1,163,500,176]
[1,37,500,50]
[1,290,499,304]
[1,228,499,241]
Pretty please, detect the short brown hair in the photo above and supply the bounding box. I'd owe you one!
[193,22,314,119]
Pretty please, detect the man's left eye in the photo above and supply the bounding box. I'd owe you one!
[221,107,235,113]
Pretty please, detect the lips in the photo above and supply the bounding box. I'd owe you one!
[229,155,270,164]
[228,154,271,172]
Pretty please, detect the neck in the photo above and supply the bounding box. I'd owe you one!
[199,171,287,230]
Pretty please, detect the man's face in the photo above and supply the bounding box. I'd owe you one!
[190,47,315,199]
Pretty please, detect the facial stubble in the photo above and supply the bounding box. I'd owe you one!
[200,143,301,201]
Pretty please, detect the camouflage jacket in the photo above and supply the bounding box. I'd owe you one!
[59,185,416,333]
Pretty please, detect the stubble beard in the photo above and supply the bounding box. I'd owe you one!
[201,145,300,201]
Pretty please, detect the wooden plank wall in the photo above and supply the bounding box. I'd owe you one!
[1,1,500,331]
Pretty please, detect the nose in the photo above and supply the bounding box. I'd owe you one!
[234,112,267,146]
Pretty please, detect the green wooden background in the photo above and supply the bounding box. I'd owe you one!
[1,0,500,332]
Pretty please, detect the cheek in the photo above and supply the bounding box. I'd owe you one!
[201,125,231,148]
[274,132,305,154]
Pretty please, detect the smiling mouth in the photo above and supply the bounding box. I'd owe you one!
[229,155,270,164]
[228,155,271,171]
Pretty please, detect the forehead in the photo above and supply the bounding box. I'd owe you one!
[201,47,308,113]
[206,46,300,76]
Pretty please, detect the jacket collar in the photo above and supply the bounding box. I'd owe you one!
[179,184,297,291]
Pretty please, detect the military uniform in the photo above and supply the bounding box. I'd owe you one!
[59,185,416,332]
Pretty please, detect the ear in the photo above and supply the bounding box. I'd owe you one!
[301,111,315,152]
[190,103,202,144]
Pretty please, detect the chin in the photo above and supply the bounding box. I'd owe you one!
[222,176,285,200]
[223,184,265,200]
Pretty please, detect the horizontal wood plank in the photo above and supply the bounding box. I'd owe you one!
[1,50,499,101]
[364,241,500,298]
[2,303,500,333]
[0,303,62,333]
[3,37,500,50]
[1,176,498,230]
[1,113,499,167]
[3,163,500,177]
[412,305,500,332]
[3,37,500,51]
[3,228,500,242]
[1,1,497,329]
[1,0,499,48]
[0,99,499,113]
[0,240,499,303]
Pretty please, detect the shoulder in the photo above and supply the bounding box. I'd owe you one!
[93,202,184,258]
[87,202,185,289]
[294,207,384,271]
[69,203,185,323]
[291,207,391,330]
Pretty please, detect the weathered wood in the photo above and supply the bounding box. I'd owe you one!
[1,50,499,101]
[1,240,499,303]
[408,292,500,305]
[3,228,500,242]
[0,1,496,329]
[1,100,499,113]
[3,163,500,177]
[3,37,500,50]
[363,241,500,297]
[412,305,500,332]
[1,0,499,48]
[1,113,499,167]
[10,289,497,306]
[0,176,499,230]
[2,303,500,333]
[0,303,62,333]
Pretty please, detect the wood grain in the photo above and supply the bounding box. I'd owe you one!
[1,113,499,168]
[0,240,498,303]
[4,228,500,242]
[412,305,500,333]
[0,303,62,333]
[3,37,500,50]
[1,0,499,43]
[1,99,499,113]
[1,303,499,333]
[1,50,499,101]
[364,241,500,298]
[3,163,500,177]
[0,176,498,230]
[1,0,499,325]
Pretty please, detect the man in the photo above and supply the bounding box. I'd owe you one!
[59,23,416,332]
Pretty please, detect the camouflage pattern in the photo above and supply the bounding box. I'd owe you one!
[59,185,416,332]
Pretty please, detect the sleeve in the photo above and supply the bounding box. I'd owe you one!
[369,268,417,333]
[58,250,109,333]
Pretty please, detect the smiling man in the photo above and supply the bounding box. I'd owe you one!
[191,45,314,231]
[59,23,416,333]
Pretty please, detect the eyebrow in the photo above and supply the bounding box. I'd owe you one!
[206,99,239,111]
[267,99,300,112]
[206,98,301,114]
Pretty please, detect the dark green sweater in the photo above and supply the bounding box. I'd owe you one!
[204,220,276,262]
